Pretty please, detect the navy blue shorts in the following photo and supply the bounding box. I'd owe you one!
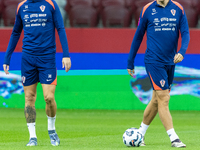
[21,53,57,86]
[145,63,175,90]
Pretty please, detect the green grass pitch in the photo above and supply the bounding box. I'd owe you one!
[0,108,199,150]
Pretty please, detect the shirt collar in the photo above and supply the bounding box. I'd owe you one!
[155,0,171,7]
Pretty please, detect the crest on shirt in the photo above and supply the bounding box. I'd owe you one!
[160,79,165,87]
[40,5,46,12]
[22,76,26,84]
[171,9,176,16]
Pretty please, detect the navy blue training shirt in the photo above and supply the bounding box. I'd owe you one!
[4,0,69,65]
[127,0,190,69]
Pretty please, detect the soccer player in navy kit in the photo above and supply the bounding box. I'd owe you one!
[127,0,190,148]
[3,0,71,146]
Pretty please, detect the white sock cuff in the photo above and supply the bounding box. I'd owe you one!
[27,122,36,126]
[138,122,149,136]
[167,128,175,134]
[47,115,56,119]
[27,122,37,139]
[141,122,149,128]
[167,128,179,142]
[47,115,56,131]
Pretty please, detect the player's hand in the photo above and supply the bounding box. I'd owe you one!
[3,64,9,74]
[62,57,71,72]
[174,53,183,63]
[127,69,134,77]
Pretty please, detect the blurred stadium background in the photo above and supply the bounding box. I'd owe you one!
[1,0,200,28]
[0,0,200,111]
[0,0,200,149]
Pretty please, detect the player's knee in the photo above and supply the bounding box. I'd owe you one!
[44,95,55,104]
[151,99,158,107]
[156,90,170,105]
[25,93,36,104]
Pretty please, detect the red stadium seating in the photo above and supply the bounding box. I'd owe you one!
[93,0,101,14]
[101,0,125,7]
[68,0,93,7]
[0,0,4,18]
[192,0,200,12]
[66,0,100,27]
[195,0,200,15]
[66,0,93,13]
[93,0,101,7]
[101,6,132,27]
[2,0,22,26]
[100,0,132,27]
[134,0,153,8]
[125,0,136,14]
[3,5,17,26]
[184,8,199,28]
[174,0,194,8]
[3,0,22,6]
[68,5,98,27]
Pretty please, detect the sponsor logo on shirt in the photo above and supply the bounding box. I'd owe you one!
[39,14,47,17]
[30,14,38,18]
[153,18,160,22]
[23,5,29,12]
[155,28,161,31]
[24,15,29,19]
[169,18,176,21]
[24,13,47,28]
[154,17,177,32]
[152,8,157,15]
[161,17,168,22]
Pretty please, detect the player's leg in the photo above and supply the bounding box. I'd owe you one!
[166,65,186,147]
[24,83,38,146]
[37,55,59,146]
[143,63,186,147]
[42,84,57,117]
[42,84,60,146]
[139,90,158,135]
[21,53,39,146]
[138,90,158,146]
[138,64,160,146]
[153,65,185,147]
[155,89,185,147]
[156,89,172,130]
[142,90,158,125]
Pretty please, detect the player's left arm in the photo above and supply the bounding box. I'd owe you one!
[52,1,71,72]
[174,9,190,63]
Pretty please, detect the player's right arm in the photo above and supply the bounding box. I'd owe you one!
[127,7,148,76]
[3,5,23,74]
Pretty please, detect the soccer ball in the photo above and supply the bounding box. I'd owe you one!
[122,128,142,147]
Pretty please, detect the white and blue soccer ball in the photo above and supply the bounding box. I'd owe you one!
[122,128,142,147]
